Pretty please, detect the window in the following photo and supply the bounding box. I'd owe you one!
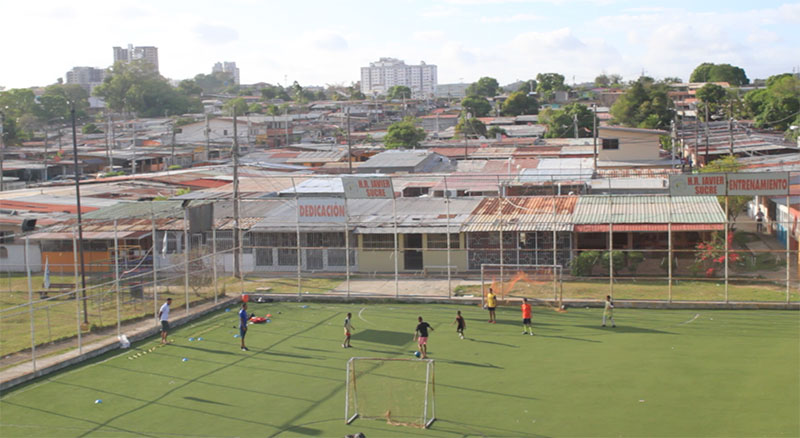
[278,248,298,266]
[0,231,12,244]
[362,234,394,250]
[328,249,356,266]
[304,232,345,248]
[602,138,619,150]
[427,234,460,249]
[255,248,273,266]
[0,246,7,259]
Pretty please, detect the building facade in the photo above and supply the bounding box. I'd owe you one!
[360,58,437,98]
[65,67,106,93]
[113,44,159,72]
[212,61,240,85]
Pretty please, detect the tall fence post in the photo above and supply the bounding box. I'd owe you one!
[608,180,614,298]
[183,206,190,314]
[25,237,36,371]
[552,177,558,301]
[212,225,218,304]
[393,194,399,299]
[72,227,82,353]
[724,196,729,303]
[444,176,452,299]
[668,196,673,303]
[151,212,159,324]
[787,193,792,304]
[344,197,351,299]
[114,220,121,338]
[292,177,302,298]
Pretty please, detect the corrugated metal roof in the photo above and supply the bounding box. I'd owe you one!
[575,224,724,232]
[572,196,726,224]
[82,201,186,220]
[462,196,578,232]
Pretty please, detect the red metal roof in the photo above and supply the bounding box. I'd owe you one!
[0,200,97,214]
[179,178,230,188]
[574,224,724,232]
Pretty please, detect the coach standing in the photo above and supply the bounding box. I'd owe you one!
[158,297,172,344]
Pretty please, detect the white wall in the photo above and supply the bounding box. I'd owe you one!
[0,243,42,273]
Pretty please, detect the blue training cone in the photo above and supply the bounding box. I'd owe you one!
[95,399,103,404]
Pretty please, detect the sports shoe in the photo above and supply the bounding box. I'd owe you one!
[522,331,527,334]
[241,347,249,351]
[460,335,464,339]
[529,332,534,336]
[342,344,346,348]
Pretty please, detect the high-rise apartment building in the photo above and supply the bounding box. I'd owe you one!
[360,58,437,98]
[113,44,159,72]
[212,61,240,85]
[65,67,106,93]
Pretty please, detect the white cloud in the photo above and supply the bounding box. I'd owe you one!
[413,30,446,41]
[747,29,780,44]
[480,13,542,23]
[193,23,239,45]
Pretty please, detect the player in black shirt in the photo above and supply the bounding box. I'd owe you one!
[414,316,434,359]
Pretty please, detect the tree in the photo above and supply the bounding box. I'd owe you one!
[487,126,507,138]
[260,84,290,101]
[501,91,538,116]
[82,123,103,134]
[461,95,492,117]
[609,77,671,129]
[689,63,749,86]
[224,98,249,116]
[536,73,569,102]
[455,116,487,138]
[696,83,727,106]
[466,77,500,97]
[744,74,800,132]
[384,118,426,148]
[94,60,199,117]
[701,155,748,224]
[387,85,412,100]
[516,79,537,94]
[178,79,204,96]
[541,103,593,138]
[0,88,37,143]
[38,84,90,120]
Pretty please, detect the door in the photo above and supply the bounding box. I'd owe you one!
[307,249,324,270]
[403,234,423,270]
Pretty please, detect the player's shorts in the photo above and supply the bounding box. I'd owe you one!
[160,320,169,331]
[345,331,351,337]
[239,326,247,338]
[456,324,465,331]
[487,306,496,311]
[523,318,531,324]
[418,336,428,346]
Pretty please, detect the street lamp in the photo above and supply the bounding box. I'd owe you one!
[69,101,89,325]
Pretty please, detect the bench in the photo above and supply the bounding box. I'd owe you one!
[423,265,458,276]
[38,283,75,300]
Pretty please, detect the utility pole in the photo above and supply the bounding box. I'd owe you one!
[704,103,710,166]
[346,107,352,174]
[284,105,289,146]
[670,119,676,165]
[729,117,734,155]
[70,103,89,325]
[132,119,137,175]
[592,104,598,169]
[0,110,5,192]
[463,112,470,160]
[44,126,49,182]
[171,119,176,166]
[204,113,210,161]
[104,115,110,172]
[573,113,579,139]
[232,108,241,279]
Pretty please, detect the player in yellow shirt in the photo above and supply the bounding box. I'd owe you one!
[486,287,497,323]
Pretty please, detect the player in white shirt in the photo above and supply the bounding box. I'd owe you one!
[158,298,172,343]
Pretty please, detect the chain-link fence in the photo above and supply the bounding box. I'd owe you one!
[2,172,797,372]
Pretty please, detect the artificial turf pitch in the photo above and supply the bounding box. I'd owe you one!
[1,303,798,437]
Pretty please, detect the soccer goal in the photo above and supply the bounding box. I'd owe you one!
[345,357,435,429]
[480,263,564,306]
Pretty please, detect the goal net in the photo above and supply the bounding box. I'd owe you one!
[345,357,435,429]
[481,263,564,305]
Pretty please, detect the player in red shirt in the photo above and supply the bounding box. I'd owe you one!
[521,298,533,335]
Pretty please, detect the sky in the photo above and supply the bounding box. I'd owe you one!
[2,0,800,90]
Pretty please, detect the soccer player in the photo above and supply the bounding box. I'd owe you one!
[451,310,466,339]
[158,298,171,344]
[602,295,616,328]
[486,288,497,323]
[521,298,533,335]
[239,302,249,351]
[414,316,434,359]
[342,312,355,348]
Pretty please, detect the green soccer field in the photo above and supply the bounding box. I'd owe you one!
[1,302,798,437]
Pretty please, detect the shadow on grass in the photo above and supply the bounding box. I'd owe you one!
[432,418,551,438]
[466,338,520,348]
[169,344,238,355]
[577,325,676,335]
[260,350,317,360]
[492,319,554,327]
[535,334,601,343]
[183,396,233,407]
[436,358,503,369]
[353,329,413,346]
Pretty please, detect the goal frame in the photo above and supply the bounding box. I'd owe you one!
[345,357,435,429]
[480,263,564,306]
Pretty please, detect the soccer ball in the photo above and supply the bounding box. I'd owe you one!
[414,351,421,358]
